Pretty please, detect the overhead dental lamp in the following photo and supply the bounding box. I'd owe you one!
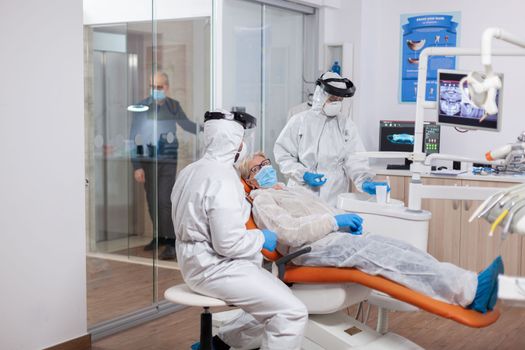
[459,71,502,121]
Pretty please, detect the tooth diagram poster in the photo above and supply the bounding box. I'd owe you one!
[400,12,460,103]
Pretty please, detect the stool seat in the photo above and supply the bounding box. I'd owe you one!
[164,284,227,307]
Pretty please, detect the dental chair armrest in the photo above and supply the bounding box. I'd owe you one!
[275,247,312,281]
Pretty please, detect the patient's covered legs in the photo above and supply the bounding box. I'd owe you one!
[469,256,504,313]
[292,232,478,307]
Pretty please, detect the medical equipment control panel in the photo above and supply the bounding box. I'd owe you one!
[380,120,440,170]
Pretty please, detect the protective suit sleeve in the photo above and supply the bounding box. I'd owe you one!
[274,115,308,184]
[343,120,375,192]
[251,192,338,247]
[206,180,265,259]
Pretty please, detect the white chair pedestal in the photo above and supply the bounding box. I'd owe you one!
[165,284,227,350]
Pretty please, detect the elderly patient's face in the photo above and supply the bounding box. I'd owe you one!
[246,155,270,189]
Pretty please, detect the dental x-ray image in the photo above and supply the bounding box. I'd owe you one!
[437,70,501,130]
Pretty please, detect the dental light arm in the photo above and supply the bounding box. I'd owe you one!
[481,28,525,68]
[463,28,525,117]
[356,151,413,160]
[424,153,505,167]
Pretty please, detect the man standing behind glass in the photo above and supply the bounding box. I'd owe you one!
[130,71,198,260]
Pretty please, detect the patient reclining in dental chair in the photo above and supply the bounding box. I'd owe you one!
[238,152,503,314]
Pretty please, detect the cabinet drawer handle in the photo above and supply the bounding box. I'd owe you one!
[453,200,460,210]
[464,200,472,211]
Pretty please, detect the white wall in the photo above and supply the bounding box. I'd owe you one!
[0,0,87,349]
[356,0,525,160]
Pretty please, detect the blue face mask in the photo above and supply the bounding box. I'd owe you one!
[255,165,278,188]
[152,89,166,101]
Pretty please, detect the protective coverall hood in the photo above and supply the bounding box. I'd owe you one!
[203,119,244,164]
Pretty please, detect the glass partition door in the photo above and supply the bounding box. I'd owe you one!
[85,19,161,328]
[222,0,306,161]
[84,9,211,334]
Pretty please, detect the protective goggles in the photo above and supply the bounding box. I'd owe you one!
[316,76,356,98]
[204,110,257,130]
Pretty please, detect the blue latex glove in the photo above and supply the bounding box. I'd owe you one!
[335,213,363,235]
[261,229,278,252]
[362,181,391,195]
[303,172,327,187]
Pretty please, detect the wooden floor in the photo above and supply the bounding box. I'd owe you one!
[91,301,525,350]
[88,253,525,349]
[87,257,183,325]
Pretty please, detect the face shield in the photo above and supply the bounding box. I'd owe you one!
[312,72,357,117]
[315,75,356,98]
[204,110,257,130]
[241,127,256,159]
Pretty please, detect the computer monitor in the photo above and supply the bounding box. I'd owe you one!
[437,69,502,131]
[379,120,440,169]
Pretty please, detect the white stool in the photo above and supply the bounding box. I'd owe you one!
[165,284,227,350]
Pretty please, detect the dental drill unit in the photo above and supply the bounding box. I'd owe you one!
[485,131,525,174]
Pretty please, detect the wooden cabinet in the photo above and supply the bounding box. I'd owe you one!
[419,177,462,265]
[459,180,522,276]
[354,172,524,275]
[402,176,523,275]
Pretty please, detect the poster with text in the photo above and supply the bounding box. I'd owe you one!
[400,12,460,103]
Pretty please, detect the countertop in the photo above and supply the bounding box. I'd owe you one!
[373,167,525,183]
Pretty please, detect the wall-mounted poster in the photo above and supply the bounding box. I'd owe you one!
[400,12,460,103]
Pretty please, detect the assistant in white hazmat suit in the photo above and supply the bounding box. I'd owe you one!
[171,111,308,350]
[274,72,384,207]
[238,152,502,313]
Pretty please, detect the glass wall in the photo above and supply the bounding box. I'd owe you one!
[84,0,211,330]
[222,0,309,164]
[262,6,304,164]
[83,0,314,339]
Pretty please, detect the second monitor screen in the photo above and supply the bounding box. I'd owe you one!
[379,121,440,154]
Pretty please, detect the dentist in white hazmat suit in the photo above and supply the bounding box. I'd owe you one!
[171,110,308,350]
[274,72,387,207]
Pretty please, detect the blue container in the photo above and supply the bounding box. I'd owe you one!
[331,61,341,75]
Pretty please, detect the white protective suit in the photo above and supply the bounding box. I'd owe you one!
[250,186,478,307]
[171,119,307,350]
[274,72,375,206]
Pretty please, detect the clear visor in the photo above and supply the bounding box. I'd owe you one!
[241,128,256,159]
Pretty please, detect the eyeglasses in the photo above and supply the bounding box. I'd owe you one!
[249,159,271,176]
[150,84,165,90]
